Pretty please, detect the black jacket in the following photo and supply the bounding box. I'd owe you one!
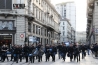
[61,46,67,54]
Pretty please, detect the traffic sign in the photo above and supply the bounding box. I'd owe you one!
[20,33,25,41]
[20,34,24,38]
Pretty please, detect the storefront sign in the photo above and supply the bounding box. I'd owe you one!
[29,36,33,42]
[0,35,12,40]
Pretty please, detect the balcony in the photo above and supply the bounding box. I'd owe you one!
[0,27,16,33]
[27,14,34,21]
[34,18,55,31]
[88,9,93,16]
[34,18,44,26]
[87,24,90,28]
[87,23,91,26]
[87,19,92,23]
[88,16,93,20]
[46,23,55,31]
[86,29,89,34]
[0,9,17,15]
[88,0,94,9]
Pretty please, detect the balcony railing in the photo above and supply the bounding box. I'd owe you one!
[88,0,94,8]
[47,23,55,31]
[0,9,17,14]
[88,8,93,16]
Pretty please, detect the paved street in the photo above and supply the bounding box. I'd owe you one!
[0,54,98,65]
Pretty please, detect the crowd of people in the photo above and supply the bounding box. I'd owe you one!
[0,42,98,63]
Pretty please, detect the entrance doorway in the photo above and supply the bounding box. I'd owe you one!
[0,35,12,47]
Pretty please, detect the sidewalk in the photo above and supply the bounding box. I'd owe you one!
[0,54,98,65]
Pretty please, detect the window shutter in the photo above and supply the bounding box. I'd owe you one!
[6,0,12,9]
[0,0,5,9]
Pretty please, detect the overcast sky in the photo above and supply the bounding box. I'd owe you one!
[51,0,87,32]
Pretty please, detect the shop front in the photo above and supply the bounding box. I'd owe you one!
[0,20,16,47]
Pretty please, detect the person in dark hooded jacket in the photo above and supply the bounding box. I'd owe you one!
[73,44,80,62]
[67,44,74,62]
[60,44,67,61]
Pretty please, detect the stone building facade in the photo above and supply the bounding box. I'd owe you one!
[0,0,60,46]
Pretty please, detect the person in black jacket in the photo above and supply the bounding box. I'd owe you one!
[1,44,9,62]
[23,44,29,62]
[10,45,15,61]
[13,45,21,63]
[68,44,74,62]
[0,46,1,61]
[61,44,67,61]
[36,43,42,62]
[73,44,80,62]
[57,43,62,59]
[29,44,35,63]
[86,45,90,55]
[93,43,98,57]
[45,44,50,62]
[81,44,86,59]
[50,44,57,62]
[19,45,23,62]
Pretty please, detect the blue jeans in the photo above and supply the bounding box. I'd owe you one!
[87,49,90,55]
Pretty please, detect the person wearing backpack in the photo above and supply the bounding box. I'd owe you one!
[28,44,35,63]
[36,43,43,62]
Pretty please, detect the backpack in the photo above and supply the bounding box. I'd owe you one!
[32,48,39,56]
[38,48,44,56]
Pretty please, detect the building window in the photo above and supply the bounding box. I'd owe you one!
[36,0,38,2]
[41,12,43,21]
[33,24,35,33]
[0,20,14,30]
[39,0,40,4]
[0,0,12,9]
[41,28,43,35]
[63,31,65,36]
[51,32,52,38]
[45,29,46,36]
[63,38,65,41]
[41,0,43,7]
[64,13,66,17]
[64,10,66,17]
[97,2,98,6]
[36,8,37,18]
[38,27,40,35]
[63,22,64,25]
[36,25,38,34]
[63,26,65,30]
[39,11,40,20]
[28,22,31,32]
[37,9,39,19]
[47,31,49,37]
[33,5,35,16]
